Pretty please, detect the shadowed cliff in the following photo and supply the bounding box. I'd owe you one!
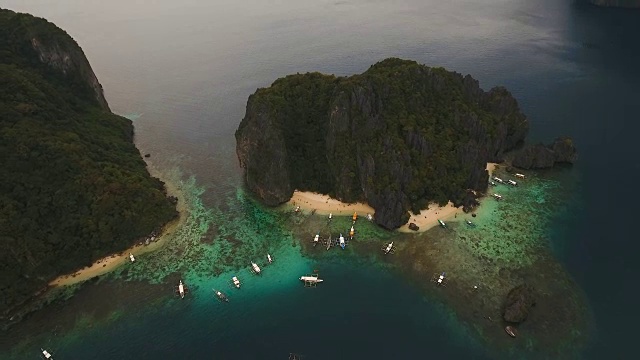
[236,58,529,229]
[0,9,177,316]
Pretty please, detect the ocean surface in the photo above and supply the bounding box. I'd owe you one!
[1,0,639,359]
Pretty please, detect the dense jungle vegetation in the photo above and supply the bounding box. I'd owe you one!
[0,9,177,313]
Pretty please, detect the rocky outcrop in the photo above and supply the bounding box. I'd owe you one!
[589,0,640,8]
[512,137,577,169]
[236,59,529,229]
[503,284,537,323]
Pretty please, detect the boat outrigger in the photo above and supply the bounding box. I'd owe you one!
[300,271,323,287]
[176,280,188,299]
[431,272,448,286]
[492,193,503,200]
[231,276,241,289]
[41,348,53,359]
[438,219,446,228]
[267,254,273,264]
[213,289,229,302]
[338,233,346,249]
[313,233,320,246]
[251,262,261,275]
[382,241,395,255]
[129,253,135,262]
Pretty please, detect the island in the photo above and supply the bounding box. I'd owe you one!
[0,9,177,316]
[236,58,531,229]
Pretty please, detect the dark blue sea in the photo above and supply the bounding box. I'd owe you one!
[0,0,639,359]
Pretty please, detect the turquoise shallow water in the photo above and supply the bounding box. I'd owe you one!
[1,0,639,358]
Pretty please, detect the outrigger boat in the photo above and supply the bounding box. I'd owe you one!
[515,173,525,179]
[493,176,504,184]
[352,212,358,222]
[492,193,503,200]
[231,276,241,289]
[328,213,333,220]
[251,262,261,275]
[129,253,135,262]
[41,348,53,359]
[349,226,355,238]
[300,272,323,286]
[431,272,447,286]
[489,180,496,186]
[339,233,346,249]
[382,241,395,254]
[313,233,320,247]
[267,254,273,264]
[505,325,517,338]
[366,213,373,221]
[176,280,187,299]
[294,205,300,212]
[438,219,446,228]
[507,179,517,186]
[466,220,475,227]
[213,289,229,302]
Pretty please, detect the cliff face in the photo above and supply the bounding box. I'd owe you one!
[0,9,177,316]
[590,0,640,8]
[512,137,578,169]
[236,59,529,229]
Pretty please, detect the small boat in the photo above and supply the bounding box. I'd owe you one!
[251,262,261,274]
[382,241,394,254]
[515,173,525,179]
[466,220,475,227]
[489,181,496,186]
[367,213,373,221]
[493,176,504,183]
[505,325,517,338]
[41,348,53,359]
[352,212,358,222]
[129,253,135,262]
[313,233,320,246]
[492,193,503,200]
[177,280,186,299]
[213,289,229,302]
[328,213,333,220]
[300,274,323,284]
[349,226,355,238]
[507,179,517,186]
[339,234,345,249]
[267,254,273,264]
[231,276,241,288]
[438,219,446,228]
[294,205,300,212]
[436,272,446,286]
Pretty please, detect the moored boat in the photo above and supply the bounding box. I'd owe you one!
[382,241,394,254]
[267,254,273,264]
[231,276,241,288]
[313,233,320,246]
[339,234,345,249]
[300,275,323,284]
[349,226,355,238]
[213,289,229,302]
[505,325,517,338]
[177,280,186,299]
[129,253,135,262]
[438,219,446,228]
[466,220,475,227]
[41,348,53,359]
[507,179,517,186]
[492,193,503,200]
[251,262,261,274]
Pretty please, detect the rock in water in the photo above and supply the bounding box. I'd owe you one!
[503,284,536,323]
[512,136,577,169]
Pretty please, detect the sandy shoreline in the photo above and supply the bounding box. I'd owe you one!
[48,167,187,287]
[287,163,499,233]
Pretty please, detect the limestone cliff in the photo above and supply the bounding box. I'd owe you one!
[236,59,529,229]
[511,137,578,169]
[590,0,640,8]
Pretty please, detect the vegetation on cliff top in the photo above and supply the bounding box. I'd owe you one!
[236,58,528,228]
[0,9,177,313]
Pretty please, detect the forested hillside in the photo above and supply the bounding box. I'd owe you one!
[0,9,177,314]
